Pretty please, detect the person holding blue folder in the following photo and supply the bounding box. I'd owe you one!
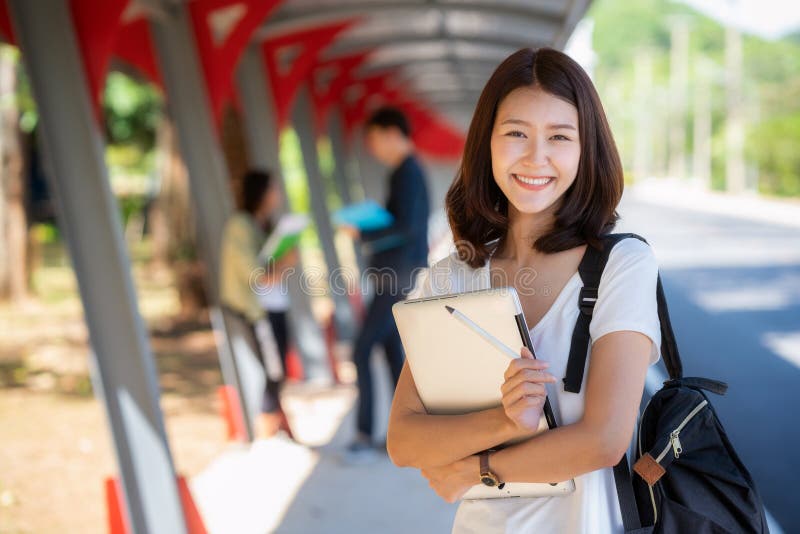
[341,107,431,462]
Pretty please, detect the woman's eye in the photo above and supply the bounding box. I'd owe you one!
[505,130,526,138]
[551,134,570,141]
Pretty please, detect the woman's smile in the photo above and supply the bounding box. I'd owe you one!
[512,174,556,190]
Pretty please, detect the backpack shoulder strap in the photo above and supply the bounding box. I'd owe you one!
[563,233,637,392]
[563,233,683,394]
[613,451,652,532]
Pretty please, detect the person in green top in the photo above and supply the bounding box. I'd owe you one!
[220,169,298,439]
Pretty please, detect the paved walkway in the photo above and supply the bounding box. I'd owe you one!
[191,360,458,534]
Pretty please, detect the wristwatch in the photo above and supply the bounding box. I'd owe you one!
[479,450,504,489]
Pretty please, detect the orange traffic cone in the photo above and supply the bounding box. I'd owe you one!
[105,475,207,533]
[285,345,305,382]
[105,478,129,534]
[217,385,248,442]
[177,476,208,534]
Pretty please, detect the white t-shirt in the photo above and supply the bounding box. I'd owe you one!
[407,237,662,534]
[257,282,291,312]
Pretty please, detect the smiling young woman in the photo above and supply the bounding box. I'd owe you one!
[387,48,662,533]
[445,47,624,270]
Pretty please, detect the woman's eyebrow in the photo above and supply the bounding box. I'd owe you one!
[499,118,576,130]
[499,118,531,126]
[548,123,577,130]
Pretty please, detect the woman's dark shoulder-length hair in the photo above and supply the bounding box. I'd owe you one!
[445,47,624,269]
[241,169,273,215]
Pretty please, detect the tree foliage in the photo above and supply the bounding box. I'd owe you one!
[588,0,800,196]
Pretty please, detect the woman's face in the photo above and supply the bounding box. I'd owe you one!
[257,181,283,220]
[490,86,581,217]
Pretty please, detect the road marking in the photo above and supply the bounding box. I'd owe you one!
[644,367,784,533]
[762,331,800,370]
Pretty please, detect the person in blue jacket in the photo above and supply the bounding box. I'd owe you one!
[343,106,431,462]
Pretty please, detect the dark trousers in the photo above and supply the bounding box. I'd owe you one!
[223,306,291,415]
[267,310,289,366]
[352,290,406,438]
[256,310,289,414]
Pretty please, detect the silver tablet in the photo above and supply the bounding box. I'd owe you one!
[392,286,576,499]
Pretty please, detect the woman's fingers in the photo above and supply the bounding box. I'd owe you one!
[502,380,548,408]
[504,356,550,380]
[501,366,556,395]
[507,393,546,411]
[505,393,546,418]
[504,394,546,421]
[503,394,546,433]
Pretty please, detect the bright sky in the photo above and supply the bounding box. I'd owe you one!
[678,0,800,39]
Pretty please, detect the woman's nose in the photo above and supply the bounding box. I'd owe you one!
[521,138,549,167]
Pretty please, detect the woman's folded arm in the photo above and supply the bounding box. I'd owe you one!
[387,361,533,469]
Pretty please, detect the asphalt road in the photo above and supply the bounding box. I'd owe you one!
[617,195,800,533]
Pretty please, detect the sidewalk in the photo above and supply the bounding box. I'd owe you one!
[190,358,458,534]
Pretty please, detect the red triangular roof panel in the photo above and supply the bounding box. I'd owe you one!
[115,17,163,88]
[68,0,129,122]
[0,0,16,45]
[261,19,357,128]
[188,0,281,123]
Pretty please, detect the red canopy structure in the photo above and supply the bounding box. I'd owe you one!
[0,0,15,44]
[261,18,356,129]
[2,1,594,532]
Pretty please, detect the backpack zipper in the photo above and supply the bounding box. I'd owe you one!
[636,396,708,524]
[654,399,708,463]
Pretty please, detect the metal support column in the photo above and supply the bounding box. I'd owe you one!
[148,3,255,439]
[293,86,356,340]
[8,1,186,532]
[328,109,355,206]
[327,108,367,276]
[235,46,331,382]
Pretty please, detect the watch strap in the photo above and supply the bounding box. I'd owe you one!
[480,450,490,474]
[479,450,505,488]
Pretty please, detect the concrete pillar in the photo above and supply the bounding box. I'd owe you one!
[8,1,186,532]
[327,107,367,276]
[236,45,331,382]
[328,109,354,205]
[148,4,254,439]
[293,86,356,340]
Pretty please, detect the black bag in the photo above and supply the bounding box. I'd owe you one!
[564,232,769,533]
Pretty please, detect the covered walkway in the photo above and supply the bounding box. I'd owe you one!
[1,1,591,532]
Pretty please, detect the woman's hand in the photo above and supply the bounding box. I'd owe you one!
[339,224,361,240]
[275,248,299,270]
[420,456,479,503]
[501,346,556,433]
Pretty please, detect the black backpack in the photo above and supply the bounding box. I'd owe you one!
[565,233,769,533]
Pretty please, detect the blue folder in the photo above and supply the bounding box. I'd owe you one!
[333,200,394,232]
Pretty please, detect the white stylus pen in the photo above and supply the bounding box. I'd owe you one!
[445,305,521,359]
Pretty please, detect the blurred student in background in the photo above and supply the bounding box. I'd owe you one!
[341,107,431,462]
[220,169,298,439]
